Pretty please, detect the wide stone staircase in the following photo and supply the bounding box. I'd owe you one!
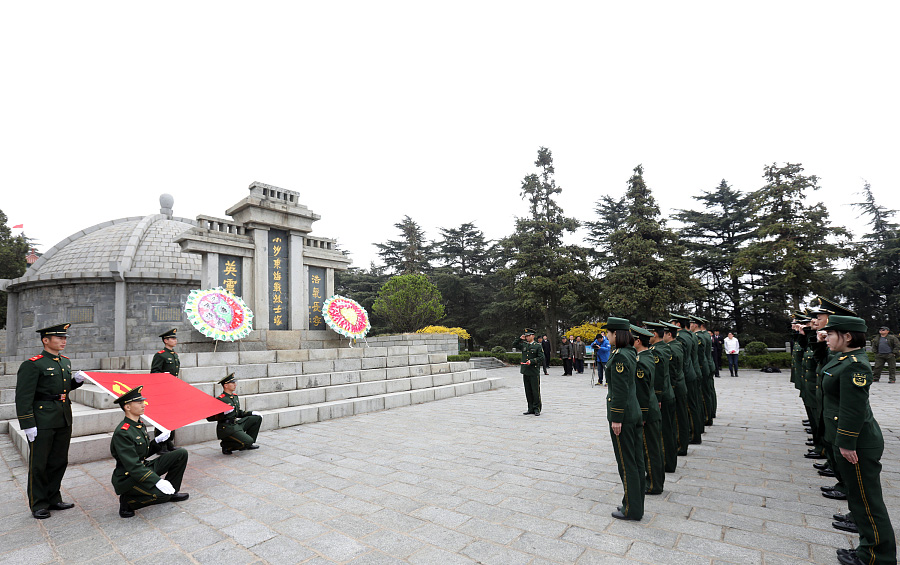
[1,339,505,464]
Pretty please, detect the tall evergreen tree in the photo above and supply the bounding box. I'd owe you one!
[585,194,627,273]
[838,182,900,328]
[675,180,756,332]
[735,164,847,336]
[598,165,701,322]
[501,147,590,350]
[334,263,390,333]
[0,210,30,329]
[375,216,434,275]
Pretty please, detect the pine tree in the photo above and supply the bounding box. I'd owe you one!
[0,210,30,329]
[334,263,390,333]
[501,147,590,350]
[375,216,434,275]
[675,180,756,332]
[598,165,702,322]
[838,182,900,328]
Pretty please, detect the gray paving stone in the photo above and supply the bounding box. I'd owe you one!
[305,530,369,561]
[460,540,533,564]
[249,535,316,564]
[362,529,426,559]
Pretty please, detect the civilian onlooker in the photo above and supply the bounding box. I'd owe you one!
[591,333,611,385]
[574,336,586,374]
[711,330,724,378]
[871,326,900,383]
[724,332,740,377]
[559,336,574,376]
[539,335,552,376]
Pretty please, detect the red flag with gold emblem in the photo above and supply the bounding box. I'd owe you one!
[77,371,230,433]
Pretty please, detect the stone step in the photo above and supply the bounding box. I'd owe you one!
[8,374,505,464]
[469,357,508,370]
[68,362,467,410]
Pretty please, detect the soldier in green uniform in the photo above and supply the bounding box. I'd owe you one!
[632,325,664,495]
[647,322,678,472]
[670,314,703,444]
[207,374,263,453]
[16,323,85,519]
[514,329,545,416]
[661,322,690,457]
[150,328,180,451]
[110,386,189,518]
[605,317,644,521]
[821,316,896,565]
[696,317,717,424]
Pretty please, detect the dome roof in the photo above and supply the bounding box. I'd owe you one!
[12,214,201,285]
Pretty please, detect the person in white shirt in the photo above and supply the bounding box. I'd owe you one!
[724,333,740,377]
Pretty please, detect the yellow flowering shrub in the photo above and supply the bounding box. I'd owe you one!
[562,322,607,343]
[416,326,471,340]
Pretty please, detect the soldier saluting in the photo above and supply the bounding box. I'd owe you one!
[514,329,545,416]
[16,323,85,519]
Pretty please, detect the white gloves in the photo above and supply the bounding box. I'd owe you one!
[155,479,176,495]
[154,431,171,443]
[73,371,86,384]
[24,427,38,442]
[224,407,235,414]
[252,411,260,416]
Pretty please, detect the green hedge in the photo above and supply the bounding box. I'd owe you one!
[447,354,471,362]
[739,352,792,369]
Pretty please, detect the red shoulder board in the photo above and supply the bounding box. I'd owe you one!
[218,393,225,398]
[60,354,69,359]
[121,423,130,430]
[158,350,165,354]
[29,354,43,361]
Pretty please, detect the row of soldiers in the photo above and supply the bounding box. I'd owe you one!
[790,297,896,565]
[16,324,263,520]
[603,313,719,520]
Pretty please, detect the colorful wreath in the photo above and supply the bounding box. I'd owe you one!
[184,287,254,342]
[322,295,370,338]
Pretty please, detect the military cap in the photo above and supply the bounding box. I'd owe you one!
[523,328,535,336]
[159,328,178,339]
[37,322,70,338]
[809,296,856,317]
[630,325,653,337]
[605,317,631,331]
[659,321,680,331]
[643,321,667,329]
[668,313,690,323]
[688,315,704,324]
[218,373,236,386]
[114,386,146,406]
[880,326,890,331]
[820,315,867,333]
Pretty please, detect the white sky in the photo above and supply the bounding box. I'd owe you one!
[3,2,899,269]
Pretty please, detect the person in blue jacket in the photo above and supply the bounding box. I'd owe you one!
[591,333,612,385]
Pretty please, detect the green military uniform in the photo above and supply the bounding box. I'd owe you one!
[662,324,690,457]
[647,322,678,472]
[633,327,664,495]
[821,316,896,564]
[207,374,262,453]
[514,330,545,415]
[110,386,188,517]
[605,318,644,521]
[693,318,716,424]
[150,328,180,450]
[16,323,84,517]
[671,315,703,444]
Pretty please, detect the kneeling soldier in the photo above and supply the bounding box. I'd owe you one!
[208,374,262,454]
[111,386,189,518]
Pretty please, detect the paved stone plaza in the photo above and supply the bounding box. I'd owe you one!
[1,367,898,564]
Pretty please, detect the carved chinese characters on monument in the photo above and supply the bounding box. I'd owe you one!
[268,229,289,329]
[218,254,242,297]
[308,266,326,330]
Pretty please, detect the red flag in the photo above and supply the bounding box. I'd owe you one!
[78,371,230,433]
[12,224,23,229]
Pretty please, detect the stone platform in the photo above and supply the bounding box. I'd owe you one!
[1,368,899,563]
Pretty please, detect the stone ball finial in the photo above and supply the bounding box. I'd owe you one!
[160,193,174,217]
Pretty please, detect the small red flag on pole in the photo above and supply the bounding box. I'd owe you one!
[77,371,230,433]
[12,224,23,229]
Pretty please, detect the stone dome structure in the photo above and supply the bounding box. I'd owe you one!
[2,197,201,360]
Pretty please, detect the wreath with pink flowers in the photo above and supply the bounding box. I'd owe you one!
[322,295,370,338]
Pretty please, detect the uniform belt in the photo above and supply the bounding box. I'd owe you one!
[35,393,66,401]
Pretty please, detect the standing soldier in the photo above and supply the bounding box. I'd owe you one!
[662,322,690,457]
[604,317,644,520]
[632,326,664,495]
[207,374,263,453]
[110,386,189,518]
[646,322,678,472]
[150,328,179,452]
[514,330,545,416]
[871,326,899,383]
[16,323,85,519]
[670,314,703,444]
[697,318,717,424]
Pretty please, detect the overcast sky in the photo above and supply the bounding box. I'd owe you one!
[3,2,898,269]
